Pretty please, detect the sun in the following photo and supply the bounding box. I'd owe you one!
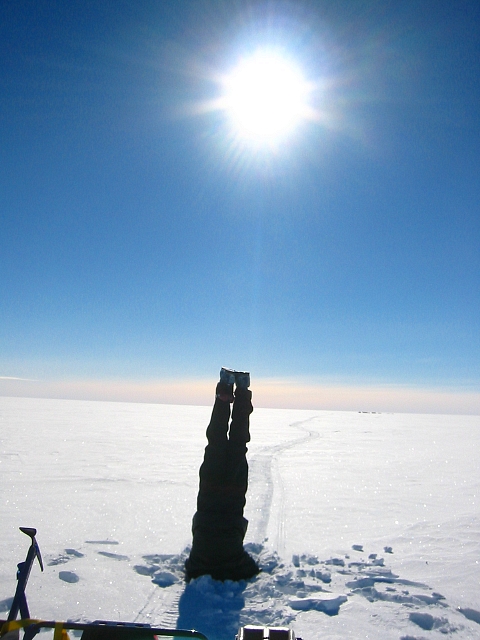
[220,50,312,144]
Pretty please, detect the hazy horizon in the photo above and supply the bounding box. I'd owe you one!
[1,376,479,415]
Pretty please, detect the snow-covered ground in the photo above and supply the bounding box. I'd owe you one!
[1,396,479,640]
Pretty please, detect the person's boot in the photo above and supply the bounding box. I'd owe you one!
[220,367,236,385]
[216,368,235,402]
[234,371,250,389]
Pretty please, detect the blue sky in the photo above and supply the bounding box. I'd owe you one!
[1,0,479,411]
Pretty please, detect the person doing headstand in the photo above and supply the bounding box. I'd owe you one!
[185,368,260,582]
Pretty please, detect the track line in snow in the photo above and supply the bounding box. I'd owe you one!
[247,416,320,549]
[133,552,188,626]
[134,581,183,627]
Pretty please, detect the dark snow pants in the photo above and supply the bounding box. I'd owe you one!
[185,391,259,581]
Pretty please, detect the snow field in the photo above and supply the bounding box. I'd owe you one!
[1,396,479,639]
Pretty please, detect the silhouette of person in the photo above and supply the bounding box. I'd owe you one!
[185,369,260,582]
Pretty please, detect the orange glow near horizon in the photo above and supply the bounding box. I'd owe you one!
[1,377,479,415]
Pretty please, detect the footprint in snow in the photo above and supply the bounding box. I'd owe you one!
[97,551,129,561]
[59,571,80,583]
[47,548,85,566]
[409,612,459,633]
[134,564,157,577]
[134,545,348,626]
[458,607,480,625]
[65,548,84,557]
[133,542,476,635]
[0,597,13,613]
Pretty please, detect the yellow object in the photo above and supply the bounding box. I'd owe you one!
[0,619,70,640]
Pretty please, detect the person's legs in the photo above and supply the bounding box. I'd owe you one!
[220,384,259,580]
[197,383,253,515]
[196,383,232,514]
[186,371,259,581]
[223,386,253,515]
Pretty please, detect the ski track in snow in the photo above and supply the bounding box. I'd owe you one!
[247,416,320,551]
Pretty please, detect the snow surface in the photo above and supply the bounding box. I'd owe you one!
[1,396,479,640]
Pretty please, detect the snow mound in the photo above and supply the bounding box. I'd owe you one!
[288,593,347,614]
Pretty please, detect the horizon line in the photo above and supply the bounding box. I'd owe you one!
[1,376,479,415]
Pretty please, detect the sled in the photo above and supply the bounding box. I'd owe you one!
[1,528,297,640]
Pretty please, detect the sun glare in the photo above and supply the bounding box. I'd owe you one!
[221,50,311,144]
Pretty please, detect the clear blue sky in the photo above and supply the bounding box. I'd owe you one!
[1,1,479,410]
